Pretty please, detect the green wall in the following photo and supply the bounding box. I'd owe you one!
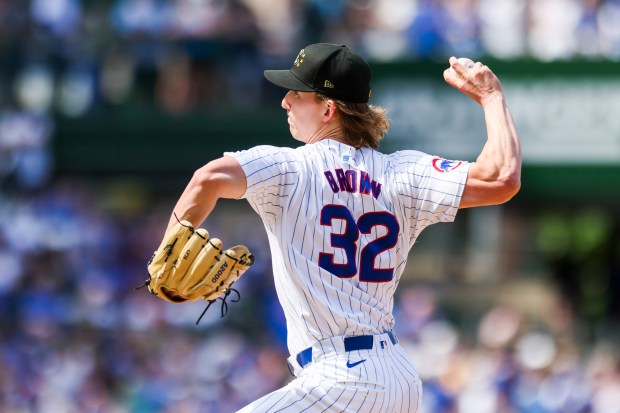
[52,59,620,202]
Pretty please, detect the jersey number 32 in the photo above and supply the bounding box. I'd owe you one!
[319,204,399,282]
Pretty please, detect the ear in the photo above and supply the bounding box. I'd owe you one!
[322,99,338,122]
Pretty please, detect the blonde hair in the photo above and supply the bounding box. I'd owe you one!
[317,94,389,149]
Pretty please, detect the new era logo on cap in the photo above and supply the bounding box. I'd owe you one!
[264,43,372,103]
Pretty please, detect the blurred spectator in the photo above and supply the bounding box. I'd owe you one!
[577,0,604,57]
[477,0,527,58]
[30,0,82,39]
[527,0,583,60]
[0,109,53,189]
[110,0,170,37]
[597,0,620,58]
[439,0,483,58]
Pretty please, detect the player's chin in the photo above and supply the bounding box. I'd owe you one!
[289,127,300,141]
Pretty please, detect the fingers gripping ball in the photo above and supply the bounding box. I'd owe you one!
[450,57,475,78]
[147,221,254,304]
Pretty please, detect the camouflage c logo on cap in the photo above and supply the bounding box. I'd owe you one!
[294,49,305,67]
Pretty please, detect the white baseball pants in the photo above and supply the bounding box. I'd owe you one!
[236,332,422,413]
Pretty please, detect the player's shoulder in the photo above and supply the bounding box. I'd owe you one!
[228,144,300,161]
[389,148,431,158]
[386,149,433,167]
[247,144,296,155]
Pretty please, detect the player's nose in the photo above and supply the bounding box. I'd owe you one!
[281,91,293,110]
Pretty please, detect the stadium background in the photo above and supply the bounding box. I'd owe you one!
[0,0,619,412]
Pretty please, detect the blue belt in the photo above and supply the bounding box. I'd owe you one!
[296,331,398,369]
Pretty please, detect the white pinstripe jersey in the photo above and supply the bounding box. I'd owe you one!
[226,139,468,356]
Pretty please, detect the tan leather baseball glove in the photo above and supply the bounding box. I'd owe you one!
[146,220,254,305]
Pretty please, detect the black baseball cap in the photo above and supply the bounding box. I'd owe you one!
[264,43,372,103]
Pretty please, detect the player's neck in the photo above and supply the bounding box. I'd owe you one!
[309,124,348,145]
[323,136,351,146]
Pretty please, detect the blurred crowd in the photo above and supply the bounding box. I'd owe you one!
[0,179,619,413]
[1,1,620,412]
[0,0,620,117]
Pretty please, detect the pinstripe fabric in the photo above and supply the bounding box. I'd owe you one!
[236,333,422,413]
[225,139,467,412]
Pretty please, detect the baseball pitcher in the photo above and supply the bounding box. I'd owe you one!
[146,43,521,412]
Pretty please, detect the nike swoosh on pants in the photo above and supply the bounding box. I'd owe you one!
[346,359,366,368]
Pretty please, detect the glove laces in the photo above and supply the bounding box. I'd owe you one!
[195,287,241,325]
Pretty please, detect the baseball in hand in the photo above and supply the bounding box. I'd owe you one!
[450,57,475,76]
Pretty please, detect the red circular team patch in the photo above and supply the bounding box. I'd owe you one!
[432,158,462,173]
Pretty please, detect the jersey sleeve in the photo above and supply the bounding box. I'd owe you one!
[224,145,299,226]
[390,150,469,241]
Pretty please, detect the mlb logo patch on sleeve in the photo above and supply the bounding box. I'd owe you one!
[432,158,463,173]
